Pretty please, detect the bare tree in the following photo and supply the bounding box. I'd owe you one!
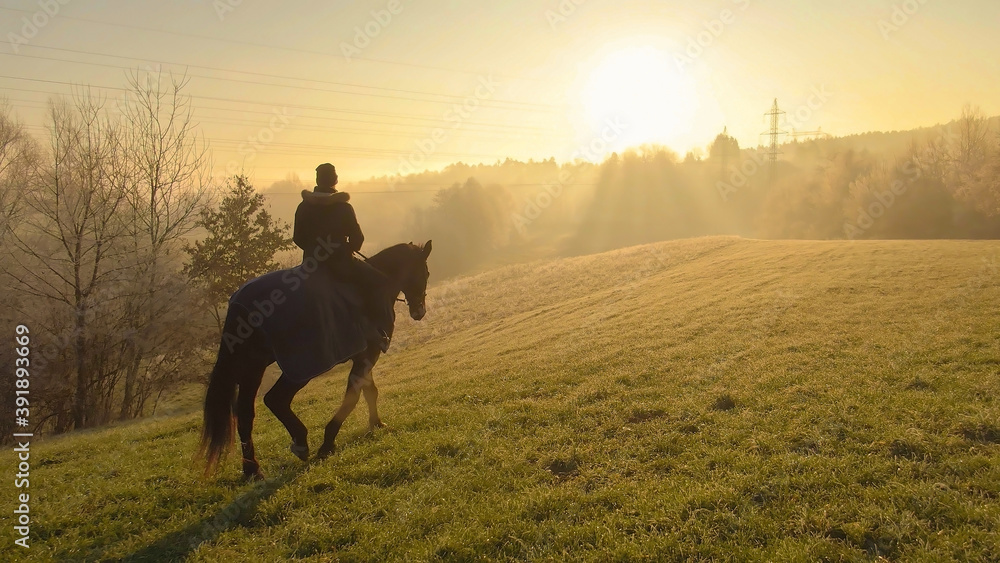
[113,69,212,419]
[0,103,40,442]
[947,105,1000,216]
[4,71,214,431]
[0,102,39,239]
[955,104,990,170]
[8,96,130,429]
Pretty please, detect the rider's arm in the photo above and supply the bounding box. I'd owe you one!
[292,203,309,250]
[345,204,364,253]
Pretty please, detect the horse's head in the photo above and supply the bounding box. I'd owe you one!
[400,240,432,320]
[368,240,433,320]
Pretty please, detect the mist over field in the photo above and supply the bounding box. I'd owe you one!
[2,0,1000,561]
[252,111,1000,283]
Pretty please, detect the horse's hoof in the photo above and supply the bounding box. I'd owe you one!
[316,445,335,460]
[367,420,386,434]
[242,470,265,483]
[290,442,309,462]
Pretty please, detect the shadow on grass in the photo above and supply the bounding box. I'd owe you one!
[122,464,308,562]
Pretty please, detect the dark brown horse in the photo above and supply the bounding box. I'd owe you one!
[200,241,432,480]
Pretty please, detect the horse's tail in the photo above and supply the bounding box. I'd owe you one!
[199,336,238,475]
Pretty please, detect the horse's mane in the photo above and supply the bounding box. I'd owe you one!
[367,243,423,273]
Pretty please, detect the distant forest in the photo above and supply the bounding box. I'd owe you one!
[307,106,1000,280]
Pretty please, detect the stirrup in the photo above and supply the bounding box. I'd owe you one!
[366,325,390,353]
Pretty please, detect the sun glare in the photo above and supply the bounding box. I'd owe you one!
[580,46,700,155]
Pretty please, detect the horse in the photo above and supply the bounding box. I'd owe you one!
[199,241,432,480]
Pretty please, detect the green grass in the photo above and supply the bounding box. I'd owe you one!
[4,237,1000,561]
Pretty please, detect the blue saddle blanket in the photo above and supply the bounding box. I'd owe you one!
[227,265,369,383]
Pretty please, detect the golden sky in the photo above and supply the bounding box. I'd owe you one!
[2,0,998,184]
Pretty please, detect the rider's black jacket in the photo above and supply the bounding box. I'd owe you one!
[292,188,363,262]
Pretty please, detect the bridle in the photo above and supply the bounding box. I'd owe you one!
[355,250,421,305]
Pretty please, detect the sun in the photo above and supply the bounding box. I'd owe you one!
[580,46,700,154]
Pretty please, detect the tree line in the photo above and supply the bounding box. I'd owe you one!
[396,106,1000,272]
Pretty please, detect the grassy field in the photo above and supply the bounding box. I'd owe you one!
[4,237,1000,561]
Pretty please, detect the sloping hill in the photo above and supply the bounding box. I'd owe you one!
[5,237,1000,561]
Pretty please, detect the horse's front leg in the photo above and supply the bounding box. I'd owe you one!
[362,351,384,433]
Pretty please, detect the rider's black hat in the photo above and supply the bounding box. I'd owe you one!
[316,163,338,187]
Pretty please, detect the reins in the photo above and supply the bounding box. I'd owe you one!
[356,250,408,304]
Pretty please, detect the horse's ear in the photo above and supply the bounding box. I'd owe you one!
[423,240,432,258]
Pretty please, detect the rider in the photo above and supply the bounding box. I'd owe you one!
[293,163,391,352]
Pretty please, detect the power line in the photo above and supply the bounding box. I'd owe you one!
[4,93,574,139]
[17,120,543,162]
[200,141,521,161]
[11,41,555,107]
[0,76,561,132]
[0,49,560,113]
[193,114,568,139]
[0,6,548,83]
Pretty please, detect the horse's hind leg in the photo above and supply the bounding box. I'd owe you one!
[235,361,266,481]
[263,375,310,461]
[317,355,374,459]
